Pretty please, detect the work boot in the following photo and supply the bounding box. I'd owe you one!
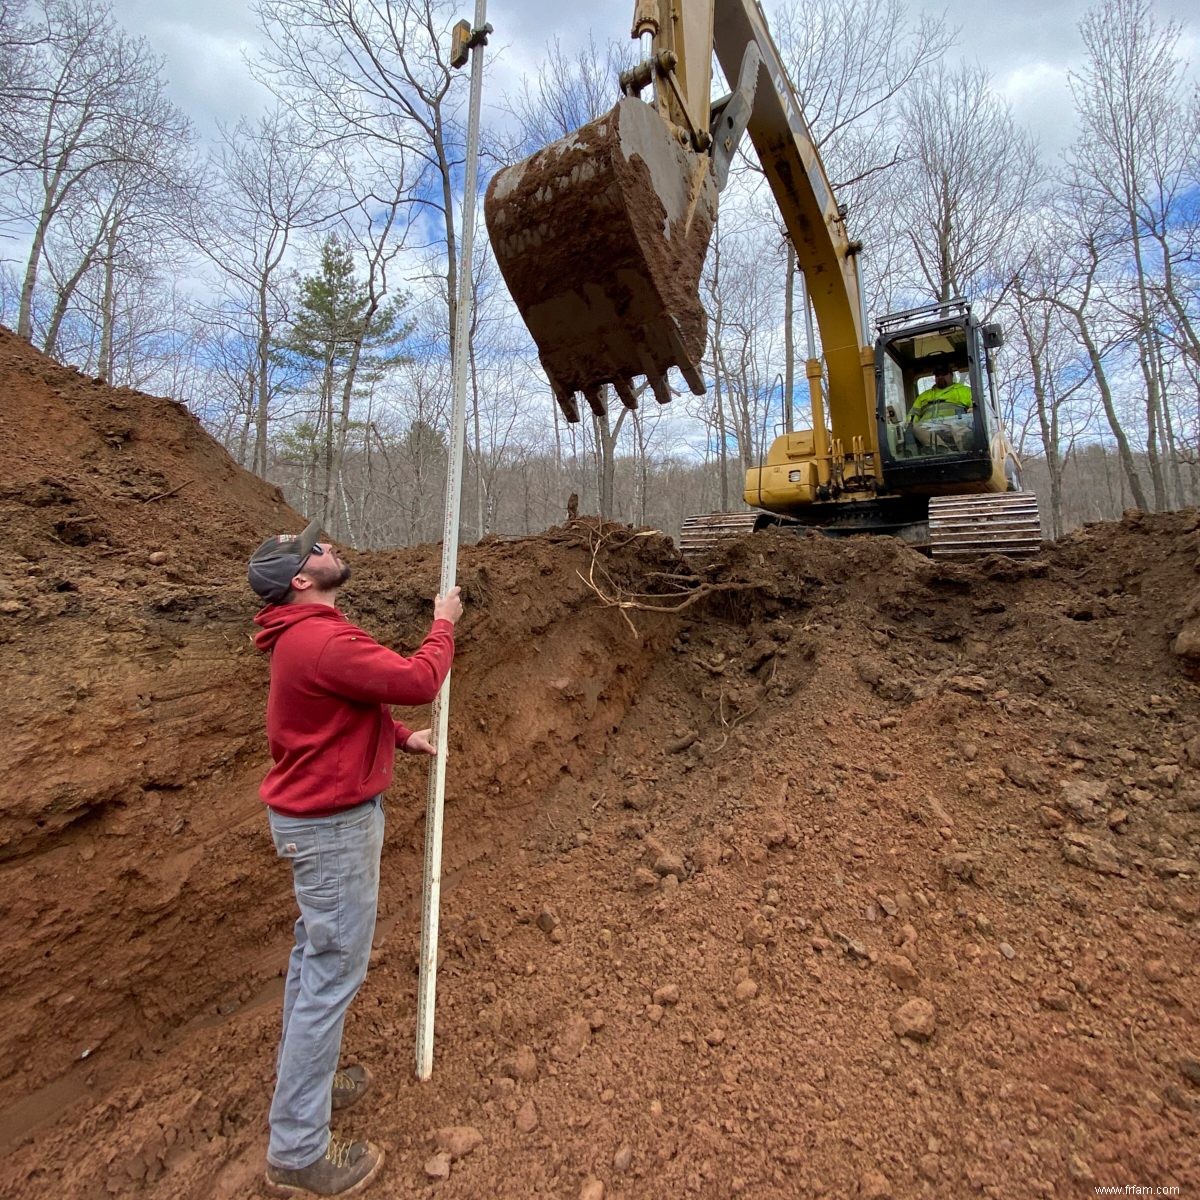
[331,1064,371,1112]
[265,1135,384,1197]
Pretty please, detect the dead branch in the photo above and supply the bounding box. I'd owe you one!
[140,479,193,504]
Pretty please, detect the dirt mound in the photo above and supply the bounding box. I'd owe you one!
[0,324,293,597]
[0,335,1197,1199]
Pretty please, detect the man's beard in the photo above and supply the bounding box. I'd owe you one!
[312,560,352,591]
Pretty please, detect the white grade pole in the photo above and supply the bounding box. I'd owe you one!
[416,0,489,1082]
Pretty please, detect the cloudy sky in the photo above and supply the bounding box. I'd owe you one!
[107,0,1198,163]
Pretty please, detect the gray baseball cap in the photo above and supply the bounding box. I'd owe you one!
[248,518,322,603]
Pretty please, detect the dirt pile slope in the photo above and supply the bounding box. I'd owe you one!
[0,334,1197,1199]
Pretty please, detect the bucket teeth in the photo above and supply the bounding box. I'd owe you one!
[556,391,580,423]
[583,385,608,417]
[665,318,705,395]
[613,376,639,410]
[648,374,672,406]
[544,364,580,422]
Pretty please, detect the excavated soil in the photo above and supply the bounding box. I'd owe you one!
[0,327,1197,1199]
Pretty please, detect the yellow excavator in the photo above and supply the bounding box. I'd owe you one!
[484,0,1040,558]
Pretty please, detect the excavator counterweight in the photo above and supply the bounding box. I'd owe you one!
[484,97,716,422]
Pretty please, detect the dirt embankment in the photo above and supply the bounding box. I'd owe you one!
[0,330,1197,1199]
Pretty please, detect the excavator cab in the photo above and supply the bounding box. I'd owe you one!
[875,300,1007,494]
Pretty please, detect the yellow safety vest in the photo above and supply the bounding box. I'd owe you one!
[911,382,972,423]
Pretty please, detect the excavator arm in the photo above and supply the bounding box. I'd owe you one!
[484,0,875,453]
[713,0,875,453]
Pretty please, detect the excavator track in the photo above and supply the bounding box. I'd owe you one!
[680,493,1043,560]
[927,493,1042,559]
[679,511,762,556]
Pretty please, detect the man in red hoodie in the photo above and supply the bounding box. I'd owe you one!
[249,519,462,1197]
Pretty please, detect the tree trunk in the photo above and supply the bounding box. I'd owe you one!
[43,203,115,358]
[1026,327,1063,539]
[319,350,336,527]
[591,391,625,521]
[1061,300,1148,511]
[254,280,272,478]
[470,338,485,538]
[18,195,55,340]
[97,215,121,383]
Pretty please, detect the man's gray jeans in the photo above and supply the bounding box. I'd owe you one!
[266,796,384,1170]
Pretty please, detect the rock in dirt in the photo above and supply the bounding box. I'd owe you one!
[424,1151,452,1179]
[551,1015,591,1061]
[1004,757,1048,790]
[580,1178,604,1200]
[653,850,685,877]
[1060,831,1124,875]
[434,1126,483,1159]
[510,1045,538,1081]
[1144,958,1171,984]
[536,906,560,933]
[1067,1153,1094,1183]
[761,813,789,848]
[941,853,981,883]
[891,998,937,1041]
[1039,987,1071,1011]
[878,953,919,990]
[634,866,659,890]
[691,837,722,870]
[515,1100,538,1133]
[1153,857,1199,877]
[653,983,680,1005]
[613,1144,633,1172]
[859,1170,893,1198]
[1060,779,1108,822]
[734,978,759,1002]
[1179,1057,1200,1086]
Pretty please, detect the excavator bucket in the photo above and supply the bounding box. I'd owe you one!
[484,97,717,422]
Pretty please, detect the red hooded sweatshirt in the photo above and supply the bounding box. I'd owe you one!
[254,604,455,817]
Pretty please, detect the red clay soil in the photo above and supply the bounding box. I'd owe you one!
[0,329,1197,1200]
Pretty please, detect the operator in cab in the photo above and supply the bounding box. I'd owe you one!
[907,358,974,453]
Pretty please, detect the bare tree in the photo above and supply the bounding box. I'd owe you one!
[3,0,191,342]
[1067,0,1200,510]
[253,0,467,356]
[769,0,952,199]
[202,109,330,477]
[39,114,197,372]
[1011,261,1098,539]
[893,62,1040,307]
[0,2,47,177]
[1037,188,1150,512]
